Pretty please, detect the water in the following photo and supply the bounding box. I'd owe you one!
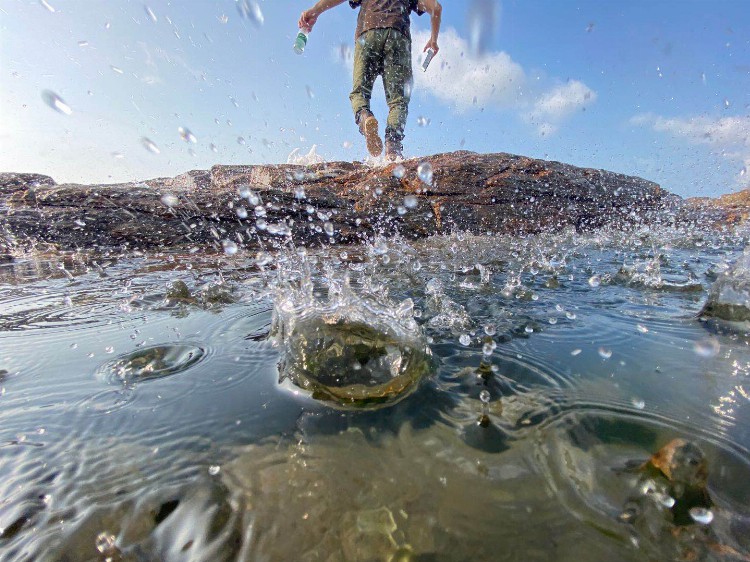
[1,227,750,561]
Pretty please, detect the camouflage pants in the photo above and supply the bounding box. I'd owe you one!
[350,28,413,143]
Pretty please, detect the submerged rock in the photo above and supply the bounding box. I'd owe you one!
[701,249,750,321]
[1,151,669,256]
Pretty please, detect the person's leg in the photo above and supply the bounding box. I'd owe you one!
[350,30,386,155]
[382,29,413,158]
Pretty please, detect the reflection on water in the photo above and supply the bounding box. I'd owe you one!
[1,228,750,561]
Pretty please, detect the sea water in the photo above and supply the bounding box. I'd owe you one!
[0,227,749,561]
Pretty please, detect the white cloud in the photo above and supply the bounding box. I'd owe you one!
[524,81,597,136]
[632,114,750,184]
[336,27,596,136]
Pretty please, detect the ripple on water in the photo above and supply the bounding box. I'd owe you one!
[96,343,205,385]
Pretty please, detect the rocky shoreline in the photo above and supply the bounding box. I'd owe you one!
[0,151,745,260]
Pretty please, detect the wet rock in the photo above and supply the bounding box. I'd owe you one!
[1,152,670,255]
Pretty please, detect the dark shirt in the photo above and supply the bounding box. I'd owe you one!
[349,0,424,40]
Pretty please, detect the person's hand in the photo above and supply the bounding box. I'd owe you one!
[298,9,319,30]
[423,38,439,54]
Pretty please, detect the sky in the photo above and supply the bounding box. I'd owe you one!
[1,0,749,198]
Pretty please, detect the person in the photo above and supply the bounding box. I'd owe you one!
[298,0,442,161]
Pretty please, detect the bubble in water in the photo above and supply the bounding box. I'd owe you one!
[208,465,221,476]
[598,347,612,359]
[483,323,496,336]
[41,90,72,115]
[482,341,496,356]
[323,222,334,237]
[144,5,157,22]
[689,507,714,525]
[40,0,55,12]
[393,164,406,179]
[222,240,238,255]
[459,334,471,346]
[141,137,160,154]
[631,397,645,410]
[479,389,491,403]
[237,0,264,26]
[693,338,720,358]
[178,126,197,143]
[160,193,178,207]
[404,195,418,208]
[588,275,601,288]
[417,162,433,185]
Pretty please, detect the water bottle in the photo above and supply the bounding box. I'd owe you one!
[293,27,310,55]
[422,48,435,72]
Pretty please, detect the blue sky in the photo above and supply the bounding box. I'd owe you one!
[1,0,748,197]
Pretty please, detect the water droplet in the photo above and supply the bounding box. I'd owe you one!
[110,65,124,74]
[373,239,388,255]
[104,21,111,30]
[111,152,124,159]
[208,465,221,476]
[689,507,714,525]
[724,98,730,109]
[459,334,471,346]
[566,311,577,320]
[236,207,248,219]
[637,324,649,333]
[141,137,160,154]
[41,90,72,115]
[210,143,218,153]
[70,343,78,349]
[416,116,430,127]
[631,397,645,410]
[78,40,89,47]
[483,323,496,336]
[305,85,315,99]
[655,493,675,508]
[236,0,264,26]
[160,194,178,207]
[571,348,582,356]
[237,136,246,145]
[467,0,497,56]
[393,164,406,179]
[524,325,534,334]
[479,389,491,403]
[218,14,229,24]
[404,195,418,208]
[144,5,157,22]
[178,126,197,143]
[548,317,557,325]
[693,338,720,358]
[222,240,238,255]
[40,0,55,12]
[585,22,595,33]
[95,532,117,555]
[482,342,496,356]
[294,186,306,199]
[598,347,612,360]
[588,275,601,288]
[323,222,334,237]
[417,162,433,185]
[105,346,115,354]
[397,205,407,215]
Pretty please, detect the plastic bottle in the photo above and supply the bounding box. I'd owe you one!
[422,48,435,72]
[293,27,311,55]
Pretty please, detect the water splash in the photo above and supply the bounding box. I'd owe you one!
[41,90,72,115]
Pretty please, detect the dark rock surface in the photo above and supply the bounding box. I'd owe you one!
[1,151,671,257]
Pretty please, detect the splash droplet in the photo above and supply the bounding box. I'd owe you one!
[404,195,418,209]
[323,222,334,237]
[479,389,491,403]
[416,116,430,127]
[40,0,55,13]
[41,90,72,115]
[141,137,160,154]
[598,347,612,360]
[110,65,124,75]
[417,162,433,185]
[208,465,221,476]
[210,143,218,153]
[305,85,315,99]
[393,164,406,179]
[160,194,178,207]
[636,324,649,333]
[459,334,471,346]
[631,397,645,410]
[571,348,582,356]
[236,207,248,219]
[588,275,601,288]
[689,507,714,525]
[237,0,264,27]
[144,5,157,22]
[693,338,720,358]
[222,240,238,256]
[178,127,197,143]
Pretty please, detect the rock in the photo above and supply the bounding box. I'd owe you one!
[0,151,670,255]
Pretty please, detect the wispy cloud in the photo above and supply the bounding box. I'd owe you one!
[336,27,596,136]
[631,113,750,185]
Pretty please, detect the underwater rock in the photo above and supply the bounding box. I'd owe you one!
[701,249,750,321]
[271,276,434,408]
[1,151,671,255]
